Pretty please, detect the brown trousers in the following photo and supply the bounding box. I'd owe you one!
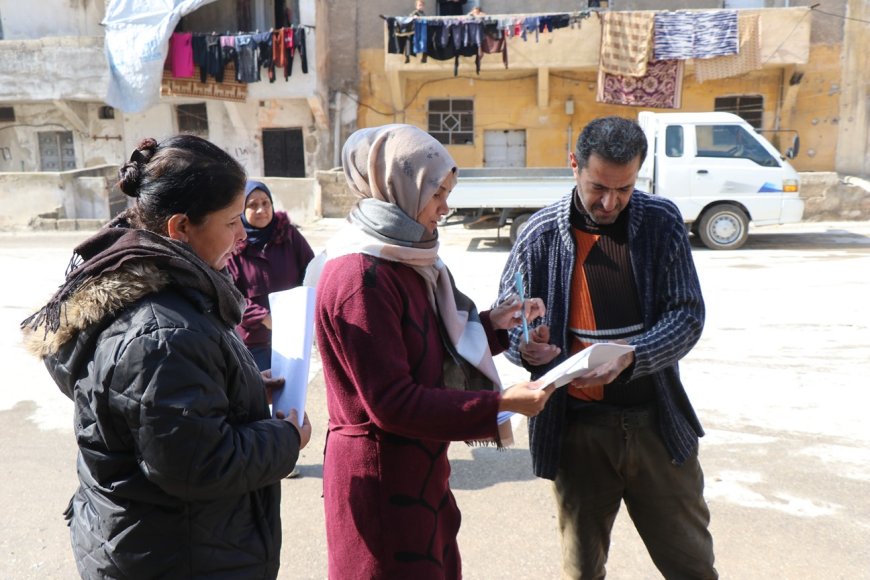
[553,406,718,580]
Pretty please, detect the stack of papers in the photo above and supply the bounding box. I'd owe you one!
[535,343,636,389]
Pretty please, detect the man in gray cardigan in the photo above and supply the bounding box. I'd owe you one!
[499,116,717,579]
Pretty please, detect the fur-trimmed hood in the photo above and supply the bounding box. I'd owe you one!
[24,261,169,359]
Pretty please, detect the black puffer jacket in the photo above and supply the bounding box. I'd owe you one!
[26,260,301,579]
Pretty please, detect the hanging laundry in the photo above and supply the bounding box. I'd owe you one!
[219,35,237,81]
[205,34,224,83]
[414,18,428,55]
[235,34,260,83]
[599,11,655,77]
[169,32,195,78]
[252,31,273,82]
[692,10,739,59]
[424,20,478,76]
[479,23,508,69]
[695,12,761,82]
[597,59,684,109]
[654,10,738,61]
[284,26,297,78]
[296,27,309,75]
[192,34,208,81]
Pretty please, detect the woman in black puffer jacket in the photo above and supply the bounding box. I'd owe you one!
[22,134,312,579]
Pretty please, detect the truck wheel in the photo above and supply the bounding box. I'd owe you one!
[510,213,533,244]
[697,204,749,250]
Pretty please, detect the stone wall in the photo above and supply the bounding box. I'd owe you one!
[316,169,355,219]
[800,172,870,221]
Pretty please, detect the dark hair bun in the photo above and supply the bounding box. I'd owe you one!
[118,138,159,197]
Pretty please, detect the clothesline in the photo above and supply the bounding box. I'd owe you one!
[379,11,592,20]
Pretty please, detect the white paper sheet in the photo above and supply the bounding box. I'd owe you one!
[536,343,636,389]
[268,286,316,426]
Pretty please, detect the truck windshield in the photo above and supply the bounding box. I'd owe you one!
[695,125,779,168]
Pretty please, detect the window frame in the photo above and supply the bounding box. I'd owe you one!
[714,95,764,130]
[427,98,474,145]
[176,103,209,137]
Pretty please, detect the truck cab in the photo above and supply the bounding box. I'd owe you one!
[637,111,803,250]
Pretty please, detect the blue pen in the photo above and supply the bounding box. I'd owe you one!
[514,272,530,344]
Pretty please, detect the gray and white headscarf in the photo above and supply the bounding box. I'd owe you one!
[306,124,511,445]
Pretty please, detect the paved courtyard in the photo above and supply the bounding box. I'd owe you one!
[1,218,869,579]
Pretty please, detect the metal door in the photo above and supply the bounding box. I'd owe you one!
[484,130,526,167]
[263,128,305,177]
[38,131,76,171]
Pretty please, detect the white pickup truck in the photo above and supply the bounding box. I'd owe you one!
[445,111,804,250]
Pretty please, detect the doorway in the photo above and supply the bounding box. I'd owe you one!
[263,128,305,177]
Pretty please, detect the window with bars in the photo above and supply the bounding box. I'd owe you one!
[176,103,209,137]
[428,99,474,145]
[714,95,764,129]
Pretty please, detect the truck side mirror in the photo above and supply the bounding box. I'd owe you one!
[786,135,800,159]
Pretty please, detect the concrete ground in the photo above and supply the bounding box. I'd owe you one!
[1,218,869,579]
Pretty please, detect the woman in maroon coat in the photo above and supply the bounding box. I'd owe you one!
[227,180,315,371]
[308,124,554,579]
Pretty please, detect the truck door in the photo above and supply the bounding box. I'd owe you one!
[691,123,785,222]
[484,130,526,167]
[653,124,698,220]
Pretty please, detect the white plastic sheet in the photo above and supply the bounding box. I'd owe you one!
[103,0,218,113]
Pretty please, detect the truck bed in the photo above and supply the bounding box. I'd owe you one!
[450,167,572,209]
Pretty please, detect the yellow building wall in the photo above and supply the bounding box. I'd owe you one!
[357,43,841,171]
[786,44,842,172]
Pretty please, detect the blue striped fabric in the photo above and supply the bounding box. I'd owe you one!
[498,191,706,480]
[654,10,738,61]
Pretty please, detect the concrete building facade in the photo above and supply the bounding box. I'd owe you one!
[0,0,333,227]
[323,0,861,178]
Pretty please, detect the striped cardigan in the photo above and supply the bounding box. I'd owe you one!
[498,190,706,480]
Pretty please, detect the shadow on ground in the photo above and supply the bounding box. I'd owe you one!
[448,446,536,490]
[691,227,870,251]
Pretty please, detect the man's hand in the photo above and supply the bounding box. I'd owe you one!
[519,324,561,366]
[569,350,635,390]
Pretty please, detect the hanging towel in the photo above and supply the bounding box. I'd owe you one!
[652,11,694,61]
[597,59,684,109]
[695,12,761,82]
[693,10,738,59]
[654,10,738,61]
[599,11,655,77]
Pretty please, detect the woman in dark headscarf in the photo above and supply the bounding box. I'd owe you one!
[227,179,315,371]
[307,124,554,579]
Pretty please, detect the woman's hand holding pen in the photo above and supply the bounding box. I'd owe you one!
[499,380,554,417]
[490,293,546,331]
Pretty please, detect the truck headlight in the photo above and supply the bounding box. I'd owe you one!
[783,179,799,193]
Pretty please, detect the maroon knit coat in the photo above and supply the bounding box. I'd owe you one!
[315,253,506,579]
[226,211,314,349]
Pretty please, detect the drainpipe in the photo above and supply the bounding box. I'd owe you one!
[333,91,342,169]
